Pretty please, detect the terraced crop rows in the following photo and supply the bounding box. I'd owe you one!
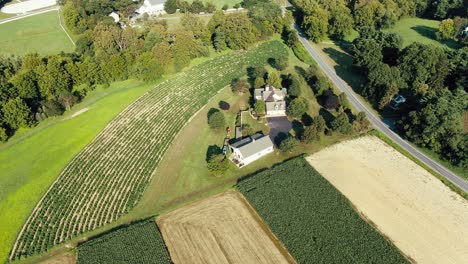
[10,40,288,261]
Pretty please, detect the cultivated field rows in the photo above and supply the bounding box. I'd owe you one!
[10,41,288,260]
[158,191,294,264]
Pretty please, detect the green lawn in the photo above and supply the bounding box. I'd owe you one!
[0,10,74,55]
[383,17,459,49]
[0,80,157,263]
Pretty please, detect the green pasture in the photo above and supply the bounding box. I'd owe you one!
[0,80,157,263]
[383,17,459,49]
[0,11,74,55]
[186,0,241,9]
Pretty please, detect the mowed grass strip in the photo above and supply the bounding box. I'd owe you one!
[77,220,170,264]
[10,40,288,261]
[237,157,408,264]
[0,11,74,55]
[0,80,156,263]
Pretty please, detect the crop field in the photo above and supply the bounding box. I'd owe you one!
[237,157,407,264]
[77,220,170,264]
[158,191,294,264]
[307,136,468,263]
[0,80,156,263]
[9,40,288,261]
[0,10,74,55]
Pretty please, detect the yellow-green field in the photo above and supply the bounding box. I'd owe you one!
[0,10,74,55]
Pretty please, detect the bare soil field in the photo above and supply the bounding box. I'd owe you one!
[306,136,468,264]
[157,191,294,264]
[39,252,75,264]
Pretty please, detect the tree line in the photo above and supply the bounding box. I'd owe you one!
[350,28,467,168]
[0,0,286,142]
[291,0,468,42]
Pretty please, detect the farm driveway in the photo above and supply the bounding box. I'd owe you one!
[268,116,292,145]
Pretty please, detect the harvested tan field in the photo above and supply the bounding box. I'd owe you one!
[306,136,468,264]
[158,190,294,264]
[39,252,75,264]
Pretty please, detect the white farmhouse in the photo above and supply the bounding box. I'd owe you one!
[254,84,287,117]
[136,0,166,15]
[229,134,274,168]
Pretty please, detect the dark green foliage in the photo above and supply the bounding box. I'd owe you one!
[301,123,320,143]
[2,97,32,129]
[77,221,171,264]
[231,78,249,95]
[208,109,225,130]
[287,74,302,98]
[353,111,371,132]
[237,157,408,264]
[254,100,266,116]
[399,89,467,168]
[164,0,178,14]
[279,136,298,152]
[207,154,230,175]
[247,1,284,36]
[331,111,352,134]
[220,13,259,50]
[322,89,340,109]
[286,97,308,119]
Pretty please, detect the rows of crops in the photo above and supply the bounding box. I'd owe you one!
[77,220,170,264]
[237,157,408,264]
[10,40,288,260]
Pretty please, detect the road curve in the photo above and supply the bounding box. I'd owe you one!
[294,24,468,193]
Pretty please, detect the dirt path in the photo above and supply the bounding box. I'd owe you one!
[306,136,468,264]
[157,191,295,264]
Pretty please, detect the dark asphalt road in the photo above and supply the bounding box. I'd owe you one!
[295,24,468,193]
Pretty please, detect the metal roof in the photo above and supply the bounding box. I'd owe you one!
[231,134,273,159]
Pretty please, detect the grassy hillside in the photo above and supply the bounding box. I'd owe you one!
[237,157,408,263]
[9,40,288,261]
[0,80,157,263]
[383,17,459,49]
[0,10,74,55]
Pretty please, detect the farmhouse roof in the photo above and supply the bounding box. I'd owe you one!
[230,134,273,158]
[147,0,165,5]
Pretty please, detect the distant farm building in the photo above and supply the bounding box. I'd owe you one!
[229,134,274,168]
[137,0,166,15]
[254,85,287,117]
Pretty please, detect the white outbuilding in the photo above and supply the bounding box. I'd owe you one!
[229,134,274,168]
[136,0,166,15]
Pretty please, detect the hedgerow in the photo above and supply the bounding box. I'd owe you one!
[77,220,170,264]
[237,157,408,264]
[10,40,288,260]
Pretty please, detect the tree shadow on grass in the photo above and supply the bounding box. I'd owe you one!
[319,108,335,128]
[322,47,366,95]
[411,25,460,49]
[206,145,222,161]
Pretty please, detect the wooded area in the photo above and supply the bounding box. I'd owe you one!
[0,0,286,142]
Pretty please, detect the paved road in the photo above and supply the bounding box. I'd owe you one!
[294,24,468,193]
[0,6,59,25]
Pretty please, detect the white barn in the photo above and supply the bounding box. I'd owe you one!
[137,0,166,15]
[229,134,274,168]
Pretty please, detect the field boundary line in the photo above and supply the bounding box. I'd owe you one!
[57,8,75,46]
[0,6,58,24]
